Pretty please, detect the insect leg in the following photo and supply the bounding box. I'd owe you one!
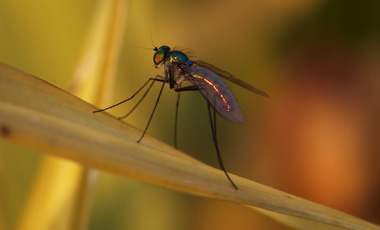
[175,86,198,92]
[118,79,156,119]
[93,77,165,113]
[137,80,166,143]
[174,92,180,148]
[207,103,238,190]
[173,86,200,148]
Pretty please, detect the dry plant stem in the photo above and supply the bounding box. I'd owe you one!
[95,0,127,107]
[0,63,379,230]
[72,169,97,230]
[70,1,128,229]
[13,1,129,228]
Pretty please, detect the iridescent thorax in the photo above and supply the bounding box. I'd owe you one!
[166,51,192,65]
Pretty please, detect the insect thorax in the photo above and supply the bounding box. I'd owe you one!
[164,50,193,90]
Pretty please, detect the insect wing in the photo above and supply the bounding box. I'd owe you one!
[194,60,269,97]
[186,64,244,123]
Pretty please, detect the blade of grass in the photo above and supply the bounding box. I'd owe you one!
[16,1,129,229]
[0,63,379,230]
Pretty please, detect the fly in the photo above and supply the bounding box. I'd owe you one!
[93,45,269,189]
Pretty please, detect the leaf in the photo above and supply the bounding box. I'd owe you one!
[0,62,379,230]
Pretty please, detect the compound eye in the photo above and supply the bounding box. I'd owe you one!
[153,50,165,65]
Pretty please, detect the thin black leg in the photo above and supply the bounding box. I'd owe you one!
[174,92,181,148]
[173,86,198,148]
[213,106,217,136]
[137,81,166,143]
[207,103,238,190]
[175,86,198,92]
[93,77,165,113]
[118,79,156,119]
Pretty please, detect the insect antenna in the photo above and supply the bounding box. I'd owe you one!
[149,28,157,50]
[135,46,155,50]
[135,30,157,51]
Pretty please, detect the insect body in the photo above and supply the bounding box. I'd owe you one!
[94,45,268,189]
[154,46,245,123]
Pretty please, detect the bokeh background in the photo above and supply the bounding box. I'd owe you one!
[1,0,379,229]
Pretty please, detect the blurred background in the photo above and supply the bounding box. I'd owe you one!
[0,0,379,229]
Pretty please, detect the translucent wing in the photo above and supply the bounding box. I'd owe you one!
[185,64,244,123]
[193,60,269,97]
